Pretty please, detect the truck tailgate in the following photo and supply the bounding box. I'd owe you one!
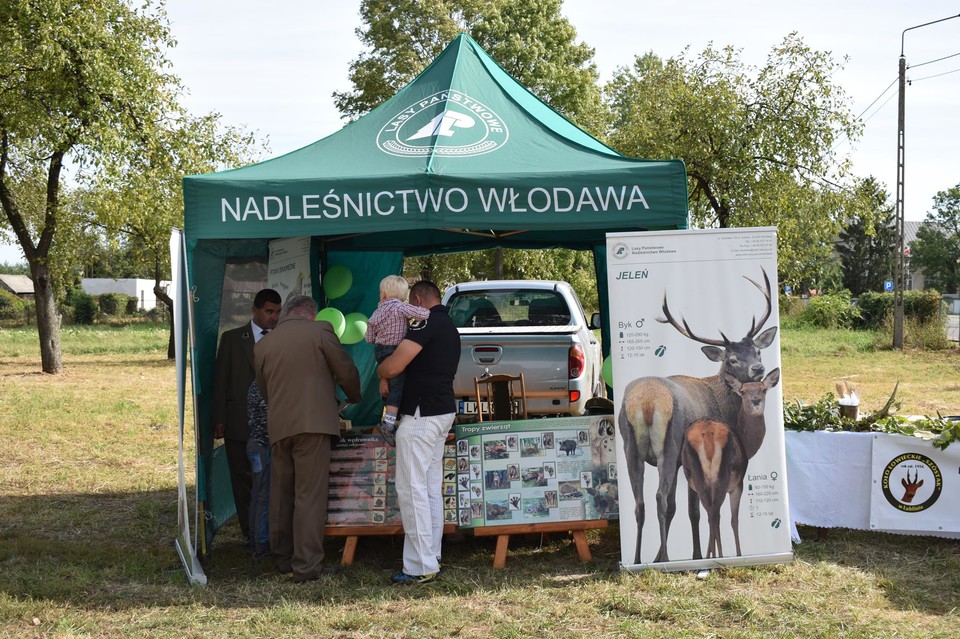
[455,329,577,414]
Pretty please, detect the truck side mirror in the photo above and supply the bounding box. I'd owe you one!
[590,312,602,330]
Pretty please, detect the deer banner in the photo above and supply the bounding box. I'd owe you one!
[606,227,793,571]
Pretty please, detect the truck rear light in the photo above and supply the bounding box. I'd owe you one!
[569,390,581,403]
[568,344,585,379]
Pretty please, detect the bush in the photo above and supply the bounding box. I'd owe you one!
[0,288,26,324]
[875,310,951,350]
[798,291,860,329]
[125,296,140,315]
[68,289,97,325]
[857,290,944,330]
[98,293,138,317]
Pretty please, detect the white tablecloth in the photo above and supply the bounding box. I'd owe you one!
[785,430,960,541]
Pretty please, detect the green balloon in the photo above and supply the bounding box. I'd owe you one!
[323,265,353,300]
[315,307,346,337]
[340,312,368,345]
[601,356,613,387]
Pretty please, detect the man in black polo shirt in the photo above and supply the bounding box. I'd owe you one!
[377,280,460,585]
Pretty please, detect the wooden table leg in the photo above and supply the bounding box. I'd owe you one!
[341,536,358,566]
[571,530,591,563]
[493,534,510,569]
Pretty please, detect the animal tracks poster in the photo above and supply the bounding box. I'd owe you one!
[606,228,793,571]
[454,416,619,528]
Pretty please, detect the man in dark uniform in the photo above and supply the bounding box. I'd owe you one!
[378,280,460,585]
[211,288,282,545]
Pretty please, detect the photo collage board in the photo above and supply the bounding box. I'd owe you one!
[454,415,619,528]
[328,432,458,527]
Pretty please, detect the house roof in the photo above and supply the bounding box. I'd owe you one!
[0,274,34,295]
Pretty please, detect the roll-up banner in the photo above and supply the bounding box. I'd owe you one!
[606,228,793,571]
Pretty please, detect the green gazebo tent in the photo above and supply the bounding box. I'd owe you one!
[175,33,688,580]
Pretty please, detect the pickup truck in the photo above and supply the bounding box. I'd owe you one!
[441,280,604,420]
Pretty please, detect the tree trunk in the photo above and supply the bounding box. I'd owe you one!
[494,248,504,279]
[31,261,63,374]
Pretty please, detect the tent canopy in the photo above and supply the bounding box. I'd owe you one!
[180,33,688,548]
[184,33,688,252]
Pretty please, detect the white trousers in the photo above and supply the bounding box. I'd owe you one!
[395,409,455,576]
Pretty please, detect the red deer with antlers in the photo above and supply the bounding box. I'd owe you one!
[618,269,778,564]
[901,470,924,503]
[681,368,780,559]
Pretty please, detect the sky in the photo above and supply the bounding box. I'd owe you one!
[2,0,958,265]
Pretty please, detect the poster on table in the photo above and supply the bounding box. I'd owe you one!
[267,236,312,304]
[870,433,960,533]
[326,432,458,527]
[454,416,619,528]
[607,227,793,571]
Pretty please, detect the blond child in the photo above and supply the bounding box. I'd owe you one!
[365,275,430,444]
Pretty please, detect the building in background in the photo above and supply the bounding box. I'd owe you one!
[0,274,34,300]
[81,278,170,311]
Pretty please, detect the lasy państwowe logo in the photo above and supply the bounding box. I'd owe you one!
[377,91,508,158]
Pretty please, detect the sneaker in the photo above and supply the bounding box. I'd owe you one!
[379,420,397,446]
[391,570,437,586]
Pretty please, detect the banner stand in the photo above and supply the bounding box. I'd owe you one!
[622,552,794,573]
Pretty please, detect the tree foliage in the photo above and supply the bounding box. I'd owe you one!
[334,0,603,131]
[604,35,864,288]
[909,183,960,294]
[88,113,261,356]
[836,177,897,296]
[0,0,181,372]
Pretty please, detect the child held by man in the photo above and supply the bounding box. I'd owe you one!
[365,275,431,445]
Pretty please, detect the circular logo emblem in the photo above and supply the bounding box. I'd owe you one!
[611,242,629,259]
[377,90,508,157]
[880,452,942,512]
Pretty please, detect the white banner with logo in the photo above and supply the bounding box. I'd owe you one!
[870,434,959,533]
[607,227,793,571]
[268,236,312,304]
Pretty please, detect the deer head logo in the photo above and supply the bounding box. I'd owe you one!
[900,469,924,503]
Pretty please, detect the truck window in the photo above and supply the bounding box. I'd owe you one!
[447,289,570,327]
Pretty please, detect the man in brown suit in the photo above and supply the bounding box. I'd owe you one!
[212,288,282,545]
[254,295,361,581]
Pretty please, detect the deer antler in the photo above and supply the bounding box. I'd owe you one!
[657,292,726,346]
[742,268,773,338]
[658,268,773,345]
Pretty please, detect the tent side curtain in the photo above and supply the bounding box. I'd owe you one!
[191,239,401,550]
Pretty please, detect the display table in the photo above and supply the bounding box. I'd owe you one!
[784,431,959,541]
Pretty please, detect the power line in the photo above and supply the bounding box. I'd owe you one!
[911,66,960,83]
[908,50,960,69]
[854,77,898,122]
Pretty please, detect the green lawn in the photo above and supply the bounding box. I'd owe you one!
[0,325,957,638]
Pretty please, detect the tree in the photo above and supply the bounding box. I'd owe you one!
[0,0,181,372]
[88,114,261,357]
[604,35,864,287]
[909,183,960,294]
[836,178,897,296]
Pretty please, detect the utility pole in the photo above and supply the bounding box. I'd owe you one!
[894,13,960,349]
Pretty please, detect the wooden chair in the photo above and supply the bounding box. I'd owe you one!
[474,373,528,422]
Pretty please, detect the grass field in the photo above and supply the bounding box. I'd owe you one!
[0,325,958,638]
